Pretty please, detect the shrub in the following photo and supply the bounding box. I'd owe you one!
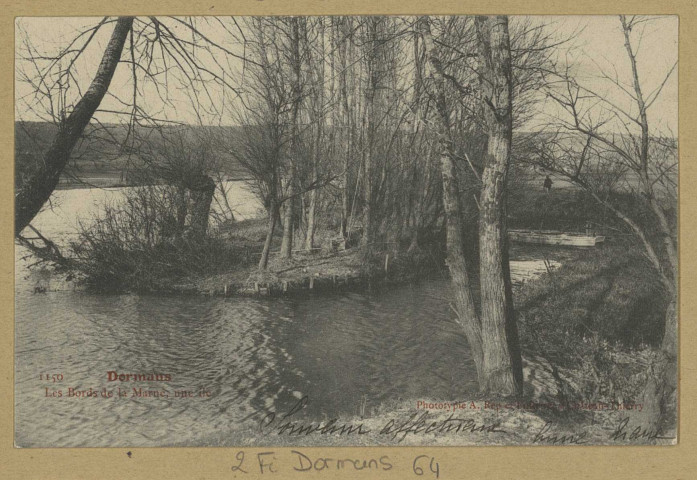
[71,184,247,291]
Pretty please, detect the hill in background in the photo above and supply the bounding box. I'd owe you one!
[15,121,247,189]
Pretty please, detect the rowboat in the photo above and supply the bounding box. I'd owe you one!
[508,229,605,247]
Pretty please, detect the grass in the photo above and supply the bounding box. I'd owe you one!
[507,185,670,418]
[516,240,666,349]
[512,240,668,423]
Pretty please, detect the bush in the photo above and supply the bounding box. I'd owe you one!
[71,184,247,291]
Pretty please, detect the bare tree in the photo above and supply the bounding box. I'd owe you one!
[229,18,292,270]
[304,17,327,250]
[418,16,485,388]
[132,126,218,238]
[359,18,382,250]
[279,17,306,259]
[418,15,523,395]
[526,15,677,432]
[15,17,133,235]
[475,15,523,394]
[336,17,354,240]
[16,16,250,241]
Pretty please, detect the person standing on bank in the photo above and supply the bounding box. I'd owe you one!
[543,175,553,193]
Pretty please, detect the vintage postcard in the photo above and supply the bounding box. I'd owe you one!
[13,13,679,453]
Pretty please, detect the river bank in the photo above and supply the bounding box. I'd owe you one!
[165,243,446,297]
[71,238,564,300]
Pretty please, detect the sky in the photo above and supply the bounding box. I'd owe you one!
[534,15,678,135]
[14,15,679,135]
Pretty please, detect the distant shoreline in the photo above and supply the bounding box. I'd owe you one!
[54,176,254,191]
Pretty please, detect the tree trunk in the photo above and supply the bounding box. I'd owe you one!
[419,17,483,380]
[259,200,279,270]
[361,18,379,252]
[281,17,303,259]
[439,139,484,380]
[188,174,215,237]
[305,190,317,250]
[280,196,294,258]
[306,17,324,251]
[175,183,188,234]
[341,139,350,239]
[403,31,423,250]
[303,177,316,249]
[648,198,679,282]
[362,147,373,250]
[475,15,522,395]
[338,18,352,239]
[15,17,133,235]
[636,297,677,439]
[619,15,677,435]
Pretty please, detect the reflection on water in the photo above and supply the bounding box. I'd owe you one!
[15,275,475,447]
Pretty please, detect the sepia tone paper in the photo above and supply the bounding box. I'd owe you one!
[2,1,697,479]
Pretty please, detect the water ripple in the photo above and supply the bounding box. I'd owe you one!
[15,255,476,447]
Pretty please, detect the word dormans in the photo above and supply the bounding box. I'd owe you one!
[107,371,172,382]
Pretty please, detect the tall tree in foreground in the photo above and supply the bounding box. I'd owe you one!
[419,15,522,395]
[418,16,483,381]
[474,14,523,394]
[15,17,133,235]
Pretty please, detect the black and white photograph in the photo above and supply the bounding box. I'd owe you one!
[14,14,678,448]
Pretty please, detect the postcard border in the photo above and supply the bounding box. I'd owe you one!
[2,1,696,479]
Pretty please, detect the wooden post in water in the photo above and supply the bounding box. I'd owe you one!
[309,277,314,290]
[384,253,390,273]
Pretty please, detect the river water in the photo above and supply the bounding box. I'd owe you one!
[15,183,477,447]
